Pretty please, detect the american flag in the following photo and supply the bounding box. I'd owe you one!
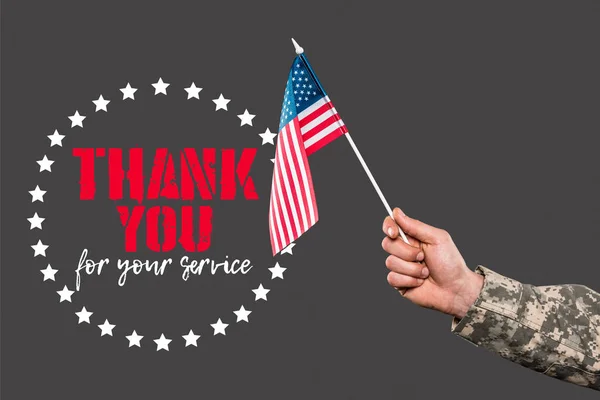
[269,54,348,255]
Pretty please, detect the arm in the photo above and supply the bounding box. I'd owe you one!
[380,208,600,391]
[452,265,600,390]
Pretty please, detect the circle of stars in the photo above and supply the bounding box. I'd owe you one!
[28,77,297,351]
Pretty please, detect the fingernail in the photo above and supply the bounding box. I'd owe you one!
[417,252,424,261]
[421,267,429,277]
[387,227,394,236]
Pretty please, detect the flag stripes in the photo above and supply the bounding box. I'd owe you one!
[269,119,318,255]
[299,96,348,156]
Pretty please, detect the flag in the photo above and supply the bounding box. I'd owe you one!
[269,54,348,255]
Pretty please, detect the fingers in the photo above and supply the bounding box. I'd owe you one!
[381,236,424,262]
[382,216,421,247]
[382,216,398,239]
[385,255,429,278]
[393,207,448,244]
[387,271,425,289]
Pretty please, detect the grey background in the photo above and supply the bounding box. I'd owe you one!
[2,0,599,398]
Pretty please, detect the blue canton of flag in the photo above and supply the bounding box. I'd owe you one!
[279,56,325,132]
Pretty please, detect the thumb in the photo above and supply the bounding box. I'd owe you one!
[393,208,441,244]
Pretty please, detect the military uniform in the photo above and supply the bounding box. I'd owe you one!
[451,266,599,391]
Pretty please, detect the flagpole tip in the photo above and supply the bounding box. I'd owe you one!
[291,38,304,55]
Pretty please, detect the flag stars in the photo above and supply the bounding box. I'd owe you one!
[120,83,137,100]
[68,111,86,128]
[37,155,54,172]
[212,94,230,111]
[47,130,65,147]
[92,95,110,112]
[237,109,255,126]
[152,77,170,95]
[28,212,45,230]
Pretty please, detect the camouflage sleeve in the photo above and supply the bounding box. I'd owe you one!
[451,265,600,390]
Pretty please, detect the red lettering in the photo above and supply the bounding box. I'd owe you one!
[117,205,145,252]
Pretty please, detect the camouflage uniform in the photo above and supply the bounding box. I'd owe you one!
[451,266,599,391]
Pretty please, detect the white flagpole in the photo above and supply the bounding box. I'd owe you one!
[291,38,410,245]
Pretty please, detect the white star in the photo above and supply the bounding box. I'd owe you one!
[75,306,93,324]
[270,158,275,164]
[98,319,115,336]
[233,306,252,323]
[268,262,286,279]
[57,285,74,303]
[92,95,110,112]
[47,130,65,147]
[154,334,172,351]
[68,110,86,128]
[28,212,45,230]
[120,83,137,100]
[211,318,228,335]
[37,155,54,172]
[252,284,270,301]
[258,128,277,145]
[182,329,201,347]
[126,330,144,347]
[31,239,48,257]
[29,185,46,202]
[152,77,170,95]
[184,82,202,99]
[281,243,296,255]
[237,109,256,126]
[212,94,230,111]
[40,264,58,281]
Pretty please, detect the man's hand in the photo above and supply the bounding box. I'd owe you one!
[381,208,484,319]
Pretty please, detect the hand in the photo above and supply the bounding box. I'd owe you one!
[381,208,484,319]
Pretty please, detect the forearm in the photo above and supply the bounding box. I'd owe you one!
[451,266,600,390]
